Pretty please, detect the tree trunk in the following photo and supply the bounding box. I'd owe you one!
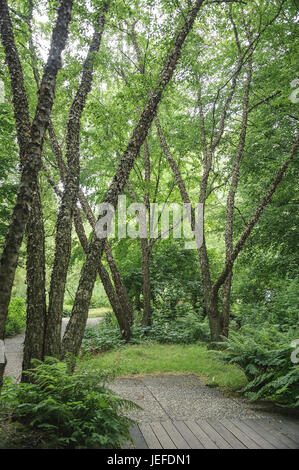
[59,206,131,357]
[62,0,205,359]
[206,293,222,344]
[73,207,132,342]
[22,186,47,381]
[0,0,73,387]
[105,242,134,327]
[141,240,152,326]
[44,8,108,357]
[213,134,299,293]
[220,46,252,339]
[47,124,134,347]
[221,272,232,338]
[98,263,132,342]
[47,169,133,344]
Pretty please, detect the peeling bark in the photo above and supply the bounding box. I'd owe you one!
[47,122,134,345]
[44,169,131,343]
[62,0,205,358]
[72,207,131,341]
[44,6,109,358]
[23,2,47,381]
[0,0,47,383]
[0,0,73,387]
[214,134,299,294]
[105,242,134,329]
[46,123,133,343]
[0,0,30,157]
[22,187,47,380]
[221,39,253,337]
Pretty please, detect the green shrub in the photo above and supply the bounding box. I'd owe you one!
[144,308,210,344]
[5,297,26,337]
[0,358,138,449]
[82,307,209,355]
[220,324,299,407]
[62,305,72,318]
[82,313,125,354]
[231,276,299,330]
[267,277,299,327]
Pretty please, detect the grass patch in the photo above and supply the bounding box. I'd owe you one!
[88,307,112,318]
[78,343,247,391]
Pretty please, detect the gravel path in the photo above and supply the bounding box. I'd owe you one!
[110,375,298,423]
[3,317,102,381]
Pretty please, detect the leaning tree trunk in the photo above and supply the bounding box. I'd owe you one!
[220,45,253,339]
[105,242,134,328]
[46,126,133,335]
[98,263,132,342]
[213,135,299,294]
[0,0,49,384]
[0,0,73,387]
[72,206,132,342]
[44,7,108,358]
[61,0,206,359]
[47,107,133,343]
[156,117,224,340]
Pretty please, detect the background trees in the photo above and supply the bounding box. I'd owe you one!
[0,0,298,387]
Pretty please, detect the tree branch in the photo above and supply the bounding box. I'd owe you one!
[213,134,299,294]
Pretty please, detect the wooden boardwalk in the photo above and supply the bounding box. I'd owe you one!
[128,418,299,449]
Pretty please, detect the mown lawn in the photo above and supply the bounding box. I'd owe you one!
[78,343,247,391]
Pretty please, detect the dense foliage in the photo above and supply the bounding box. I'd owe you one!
[5,298,26,337]
[0,358,137,448]
[220,325,299,407]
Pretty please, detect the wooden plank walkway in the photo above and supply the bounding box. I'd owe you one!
[128,418,299,449]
